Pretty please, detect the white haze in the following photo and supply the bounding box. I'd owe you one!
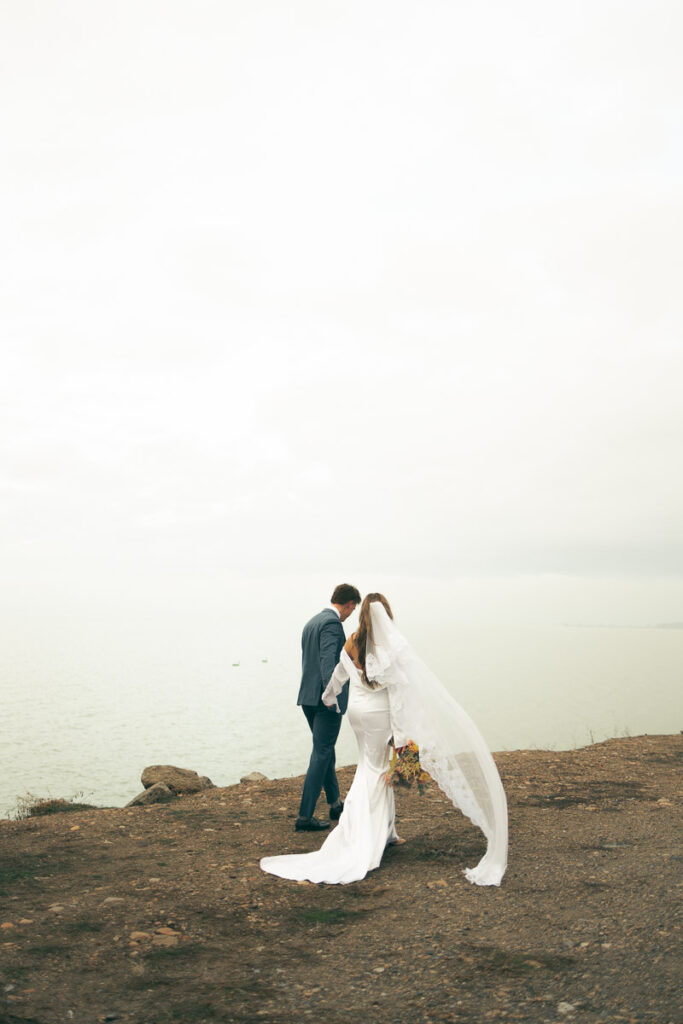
[1,1,682,632]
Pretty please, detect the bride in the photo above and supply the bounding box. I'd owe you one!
[260,593,508,886]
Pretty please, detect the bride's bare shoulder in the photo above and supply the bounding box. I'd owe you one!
[344,635,360,662]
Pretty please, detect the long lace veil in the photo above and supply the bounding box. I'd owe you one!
[366,603,508,886]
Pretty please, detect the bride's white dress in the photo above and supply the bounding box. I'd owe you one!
[261,603,508,887]
[260,649,400,884]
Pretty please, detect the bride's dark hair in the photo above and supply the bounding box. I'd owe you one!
[354,593,393,688]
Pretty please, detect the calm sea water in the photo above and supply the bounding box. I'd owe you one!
[2,598,681,817]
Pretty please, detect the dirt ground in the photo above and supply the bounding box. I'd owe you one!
[0,734,680,1024]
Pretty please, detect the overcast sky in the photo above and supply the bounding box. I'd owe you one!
[1,1,682,615]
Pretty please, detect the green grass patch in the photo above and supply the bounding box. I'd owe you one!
[170,1002,220,1021]
[61,919,105,935]
[0,852,52,889]
[299,908,353,924]
[466,944,575,975]
[26,943,68,956]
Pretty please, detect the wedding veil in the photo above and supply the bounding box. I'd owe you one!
[366,602,508,886]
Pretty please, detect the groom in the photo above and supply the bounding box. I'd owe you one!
[295,583,361,831]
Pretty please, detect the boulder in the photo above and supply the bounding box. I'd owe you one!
[126,782,175,807]
[140,766,215,794]
[240,771,268,783]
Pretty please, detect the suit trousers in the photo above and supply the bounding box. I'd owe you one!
[298,703,342,818]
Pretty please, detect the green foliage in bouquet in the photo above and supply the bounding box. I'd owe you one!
[386,740,431,795]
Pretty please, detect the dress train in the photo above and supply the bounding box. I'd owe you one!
[260,652,398,884]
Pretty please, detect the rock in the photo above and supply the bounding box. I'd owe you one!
[557,1002,576,1015]
[140,765,215,794]
[152,933,179,947]
[155,926,181,936]
[100,897,125,906]
[1,922,15,930]
[48,905,65,913]
[126,783,175,808]
[240,771,268,783]
[129,931,151,941]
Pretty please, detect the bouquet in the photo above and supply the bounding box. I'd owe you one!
[386,740,431,795]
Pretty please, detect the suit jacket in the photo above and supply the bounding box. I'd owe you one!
[297,608,349,714]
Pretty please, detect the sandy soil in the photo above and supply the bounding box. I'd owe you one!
[0,734,680,1024]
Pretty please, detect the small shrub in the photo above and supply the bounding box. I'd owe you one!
[14,791,98,819]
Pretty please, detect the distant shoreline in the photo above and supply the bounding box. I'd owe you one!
[3,733,680,822]
[3,732,680,821]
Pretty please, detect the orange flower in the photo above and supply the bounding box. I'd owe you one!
[387,741,431,794]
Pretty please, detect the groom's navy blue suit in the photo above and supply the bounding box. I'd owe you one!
[297,608,349,819]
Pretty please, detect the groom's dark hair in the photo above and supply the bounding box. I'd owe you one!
[331,583,361,606]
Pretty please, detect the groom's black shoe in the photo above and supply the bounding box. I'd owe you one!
[329,799,344,821]
[295,816,330,832]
